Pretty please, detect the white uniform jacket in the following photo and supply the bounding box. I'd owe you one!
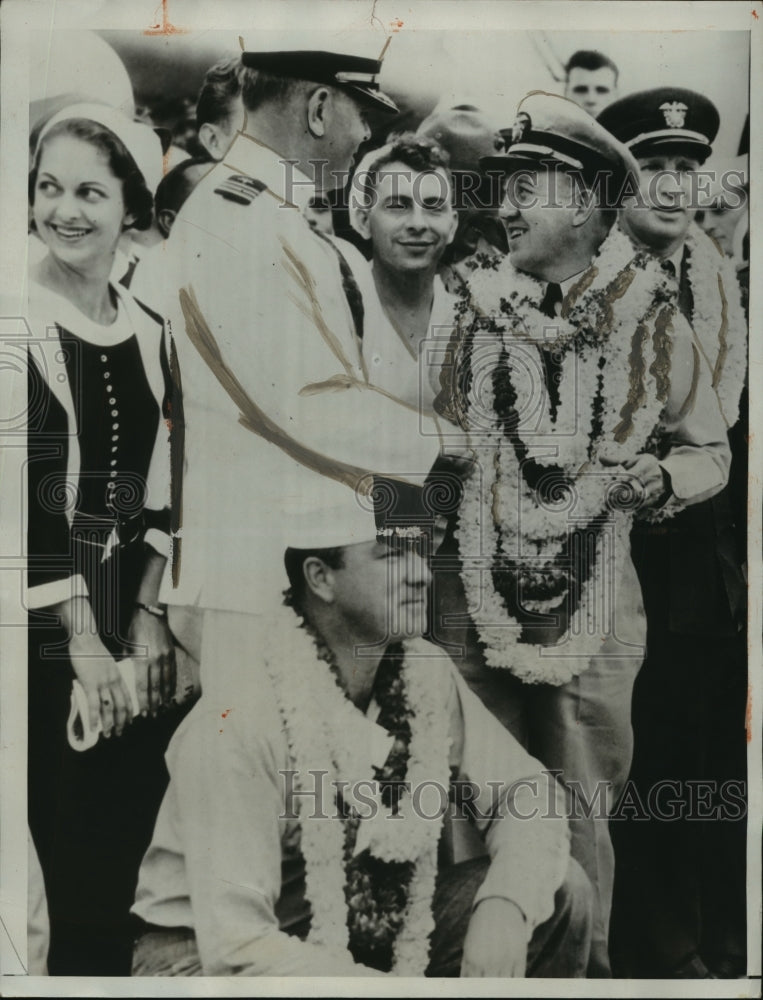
[158,135,445,612]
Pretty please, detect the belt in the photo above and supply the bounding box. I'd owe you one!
[71,511,145,557]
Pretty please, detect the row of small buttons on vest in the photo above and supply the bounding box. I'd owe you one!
[101,353,119,501]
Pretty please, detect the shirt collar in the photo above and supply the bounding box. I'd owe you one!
[220,132,316,212]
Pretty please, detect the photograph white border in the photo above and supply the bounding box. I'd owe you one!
[1,1,760,996]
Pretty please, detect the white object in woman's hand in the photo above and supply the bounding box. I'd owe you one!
[68,634,134,737]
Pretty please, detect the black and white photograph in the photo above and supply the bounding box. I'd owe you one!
[0,0,760,994]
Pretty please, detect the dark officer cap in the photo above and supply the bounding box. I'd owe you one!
[241,49,399,114]
[481,91,638,195]
[597,87,719,164]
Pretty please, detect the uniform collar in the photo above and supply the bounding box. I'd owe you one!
[220,132,316,212]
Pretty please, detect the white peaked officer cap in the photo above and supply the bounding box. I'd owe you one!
[483,92,639,194]
[276,467,433,554]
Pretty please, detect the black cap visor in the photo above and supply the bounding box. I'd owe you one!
[344,82,399,114]
[629,133,712,164]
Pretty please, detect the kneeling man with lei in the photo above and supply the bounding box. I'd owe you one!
[130,479,593,977]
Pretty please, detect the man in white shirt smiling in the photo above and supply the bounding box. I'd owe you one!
[347,134,459,414]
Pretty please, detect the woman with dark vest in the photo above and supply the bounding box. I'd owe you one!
[26,104,191,975]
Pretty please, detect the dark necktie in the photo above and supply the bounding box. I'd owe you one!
[662,252,694,322]
[539,282,564,419]
[540,281,563,319]
[118,255,139,291]
[314,230,365,341]
[678,246,694,322]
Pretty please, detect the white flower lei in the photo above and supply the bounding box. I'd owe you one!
[458,386,638,684]
[263,603,452,975]
[455,225,677,684]
[683,223,747,429]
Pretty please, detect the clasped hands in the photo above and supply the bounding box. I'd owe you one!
[68,602,176,740]
[600,452,670,509]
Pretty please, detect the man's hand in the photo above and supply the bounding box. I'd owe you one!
[601,453,669,509]
[461,897,528,977]
[128,608,177,716]
[621,453,670,508]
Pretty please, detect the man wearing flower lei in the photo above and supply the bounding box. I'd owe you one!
[439,92,731,976]
[598,89,748,979]
[130,477,592,977]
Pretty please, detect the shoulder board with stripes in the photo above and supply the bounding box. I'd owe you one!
[214,174,267,205]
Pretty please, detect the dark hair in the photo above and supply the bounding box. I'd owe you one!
[371,132,451,178]
[240,66,309,113]
[283,546,346,617]
[29,118,154,231]
[356,133,452,208]
[196,55,248,128]
[565,50,619,84]
[203,57,353,118]
[154,156,213,234]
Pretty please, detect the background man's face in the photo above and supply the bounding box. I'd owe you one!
[621,151,700,254]
[564,67,617,117]
[500,168,580,279]
[330,538,431,643]
[157,161,212,238]
[304,195,334,235]
[697,197,748,258]
[364,162,457,273]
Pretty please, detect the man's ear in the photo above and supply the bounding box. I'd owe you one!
[571,183,598,228]
[302,555,336,604]
[355,205,372,241]
[198,122,222,160]
[306,87,331,139]
[157,208,176,239]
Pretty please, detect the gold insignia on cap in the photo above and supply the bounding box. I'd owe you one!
[659,101,689,129]
[512,111,531,144]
